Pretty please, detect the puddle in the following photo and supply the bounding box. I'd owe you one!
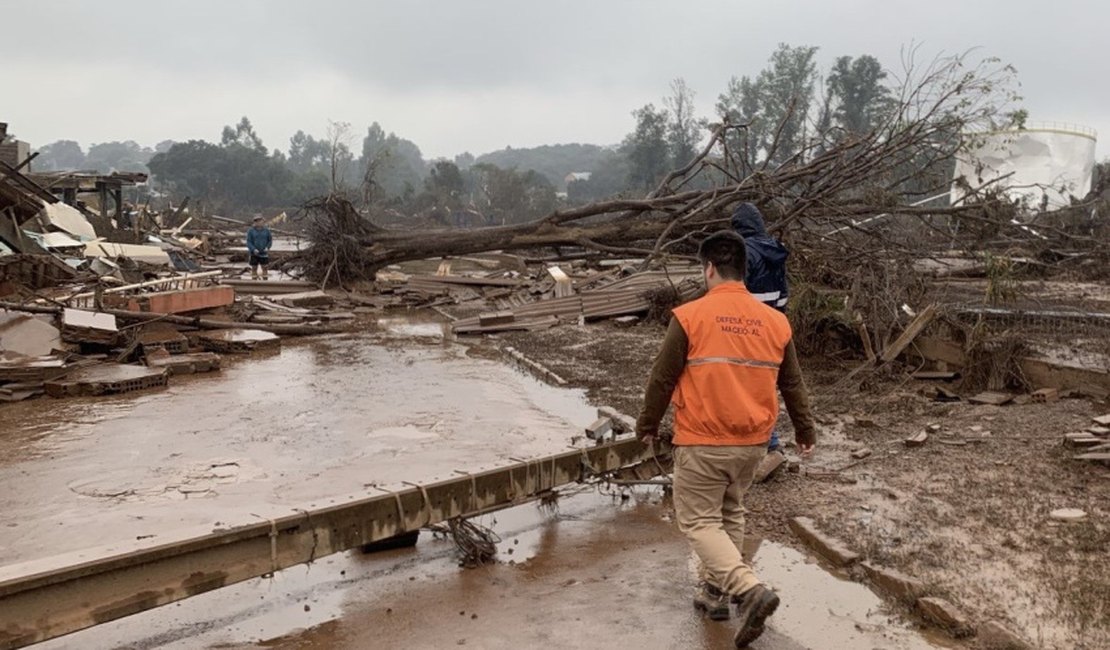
[197,329,281,343]
[375,315,451,338]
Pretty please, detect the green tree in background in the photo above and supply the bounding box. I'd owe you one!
[623,103,670,191]
[220,116,266,153]
[717,44,819,169]
[822,55,892,136]
[32,140,87,171]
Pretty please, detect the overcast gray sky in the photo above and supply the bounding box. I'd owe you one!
[3,0,1105,159]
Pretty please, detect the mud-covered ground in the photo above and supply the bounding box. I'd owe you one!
[500,321,1110,649]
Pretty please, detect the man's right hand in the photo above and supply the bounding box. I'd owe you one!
[797,443,815,458]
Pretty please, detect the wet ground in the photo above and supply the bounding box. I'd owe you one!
[506,321,1110,649]
[0,318,592,565]
[36,490,945,650]
[0,315,949,649]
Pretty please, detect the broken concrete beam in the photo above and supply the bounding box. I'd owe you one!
[968,391,1014,406]
[1092,414,1110,426]
[145,351,221,376]
[1087,425,1110,436]
[194,329,281,354]
[850,447,872,460]
[860,562,930,603]
[276,290,333,308]
[1030,387,1059,403]
[585,417,614,441]
[916,597,974,637]
[978,620,1033,650]
[114,286,236,314]
[478,311,515,326]
[44,363,168,397]
[788,517,860,567]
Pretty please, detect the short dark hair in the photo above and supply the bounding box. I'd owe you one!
[698,230,747,280]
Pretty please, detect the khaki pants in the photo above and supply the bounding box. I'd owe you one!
[673,444,766,596]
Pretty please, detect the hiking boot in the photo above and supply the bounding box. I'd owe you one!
[692,582,730,621]
[732,584,780,648]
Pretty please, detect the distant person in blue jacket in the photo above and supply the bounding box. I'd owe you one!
[731,203,790,454]
[246,216,273,280]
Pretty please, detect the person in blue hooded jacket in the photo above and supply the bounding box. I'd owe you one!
[731,203,790,453]
[246,216,273,279]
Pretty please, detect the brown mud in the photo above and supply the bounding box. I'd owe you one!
[37,490,945,650]
[504,321,1110,649]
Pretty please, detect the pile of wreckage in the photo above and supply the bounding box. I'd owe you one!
[2,142,712,403]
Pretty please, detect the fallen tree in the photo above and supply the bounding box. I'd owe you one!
[301,51,1051,284]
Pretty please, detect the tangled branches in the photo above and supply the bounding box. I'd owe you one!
[301,194,383,286]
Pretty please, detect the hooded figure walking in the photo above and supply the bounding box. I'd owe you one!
[731,203,790,455]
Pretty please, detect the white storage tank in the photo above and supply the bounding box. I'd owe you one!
[952,122,1097,211]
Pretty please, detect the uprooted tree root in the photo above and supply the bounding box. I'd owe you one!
[300,194,384,287]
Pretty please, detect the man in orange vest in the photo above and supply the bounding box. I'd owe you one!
[636,230,816,648]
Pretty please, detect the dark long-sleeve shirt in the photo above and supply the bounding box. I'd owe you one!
[635,317,817,446]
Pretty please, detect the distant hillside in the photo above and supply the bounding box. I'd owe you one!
[474,143,615,189]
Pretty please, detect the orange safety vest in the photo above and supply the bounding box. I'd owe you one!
[671,282,793,446]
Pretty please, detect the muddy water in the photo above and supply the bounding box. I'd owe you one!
[41,490,947,650]
[0,322,593,565]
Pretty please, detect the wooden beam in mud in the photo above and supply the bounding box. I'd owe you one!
[0,436,671,649]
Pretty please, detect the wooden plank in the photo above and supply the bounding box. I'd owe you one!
[880,304,938,363]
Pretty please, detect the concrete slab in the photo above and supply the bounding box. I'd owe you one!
[0,310,61,357]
